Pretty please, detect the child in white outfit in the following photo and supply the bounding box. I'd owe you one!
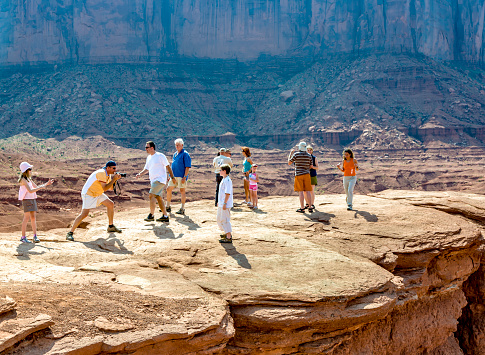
[217,164,233,243]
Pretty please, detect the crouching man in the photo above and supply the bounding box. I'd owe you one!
[66,161,122,241]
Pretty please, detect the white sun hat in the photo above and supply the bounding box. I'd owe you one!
[19,162,33,173]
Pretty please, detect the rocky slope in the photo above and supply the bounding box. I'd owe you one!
[0,192,483,354]
[1,0,485,64]
[1,54,485,146]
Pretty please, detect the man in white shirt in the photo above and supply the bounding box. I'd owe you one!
[66,160,122,241]
[217,164,233,243]
[136,141,175,222]
[212,148,233,207]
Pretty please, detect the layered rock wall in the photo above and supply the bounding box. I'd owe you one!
[1,0,485,65]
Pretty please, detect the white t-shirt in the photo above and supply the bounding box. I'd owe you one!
[218,176,233,208]
[144,152,170,183]
[213,155,233,173]
[81,168,110,197]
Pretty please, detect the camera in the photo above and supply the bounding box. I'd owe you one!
[117,173,127,177]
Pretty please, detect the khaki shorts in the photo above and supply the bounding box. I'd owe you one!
[82,193,109,210]
[22,199,38,212]
[149,181,165,196]
[294,174,312,192]
[168,177,187,189]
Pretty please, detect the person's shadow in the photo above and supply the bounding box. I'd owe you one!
[307,210,336,224]
[220,243,251,269]
[252,209,267,214]
[174,215,201,230]
[150,224,184,239]
[353,210,378,222]
[16,243,47,260]
[83,234,134,254]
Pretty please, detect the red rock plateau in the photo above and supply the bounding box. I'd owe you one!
[0,191,483,354]
[0,135,484,354]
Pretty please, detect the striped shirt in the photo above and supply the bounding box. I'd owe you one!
[289,151,312,176]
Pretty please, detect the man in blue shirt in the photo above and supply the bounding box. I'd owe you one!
[166,138,192,215]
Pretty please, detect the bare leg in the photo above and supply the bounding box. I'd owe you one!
[253,191,258,208]
[180,188,186,206]
[70,209,91,233]
[166,186,174,206]
[30,211,37,235]
[101,199,114,225]
[21,212,29,236]
[299,191,305,209]
[304,191,312,207]
[155,195,167,215]
[310,185,315,206]
[149,193,157,215]
[244,179,250,202]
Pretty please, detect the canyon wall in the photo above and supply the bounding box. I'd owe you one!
[0,0,485,65]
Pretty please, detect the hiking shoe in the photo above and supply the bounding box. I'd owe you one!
[156,216,169,222]
[107,225,122,233]
[144,214,154,222]
[166,206,171,213]
[66,232,74,241]
[33,235,40,243]
[347,205,353,211]
[219,236,233,243]
[20,236,31,243]
[175,208,185,215]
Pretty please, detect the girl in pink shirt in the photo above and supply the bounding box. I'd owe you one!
[248,164,259,209]
[18,162,54,243]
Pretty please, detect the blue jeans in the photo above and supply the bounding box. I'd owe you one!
[343,176,356,207]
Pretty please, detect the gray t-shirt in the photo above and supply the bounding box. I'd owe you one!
[213,155,233,173]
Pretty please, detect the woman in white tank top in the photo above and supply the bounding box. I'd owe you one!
[18,162,54,243]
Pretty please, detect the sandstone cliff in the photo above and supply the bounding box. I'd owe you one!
[1,0,485,65]
[0,191,484,354]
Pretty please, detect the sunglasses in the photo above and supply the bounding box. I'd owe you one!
[145,146,151,149]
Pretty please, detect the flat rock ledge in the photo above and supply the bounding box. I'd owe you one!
[0,191,483,354]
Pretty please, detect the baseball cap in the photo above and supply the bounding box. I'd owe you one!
[19,162,33,173]
[105,160,117,168]
[298,142,307,151]
[219,148,226,153]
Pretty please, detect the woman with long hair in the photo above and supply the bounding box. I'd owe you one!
[18,162,54,243]
[241,147,253,205]
[337,149,359,210]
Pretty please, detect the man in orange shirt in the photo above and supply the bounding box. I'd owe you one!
[66,161,122,241]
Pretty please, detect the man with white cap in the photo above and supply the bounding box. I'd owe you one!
[66,160,122,241]
[288,141,313,213]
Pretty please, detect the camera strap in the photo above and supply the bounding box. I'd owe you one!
[113,180,122,196]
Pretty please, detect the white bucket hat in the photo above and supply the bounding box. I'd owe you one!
[19,162,33,173]
[298,141,307,151]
